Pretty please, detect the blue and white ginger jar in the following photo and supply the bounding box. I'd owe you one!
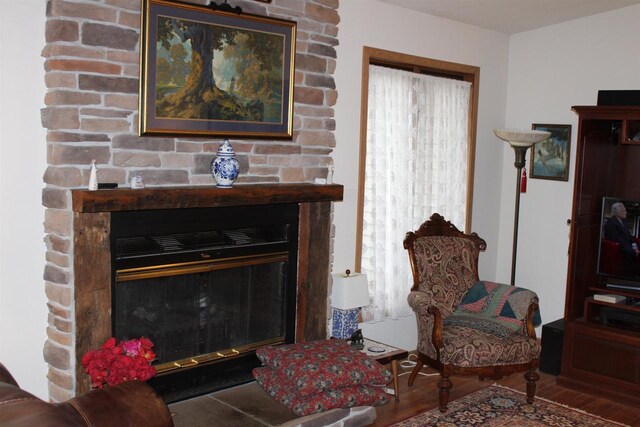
[211,139,239,188]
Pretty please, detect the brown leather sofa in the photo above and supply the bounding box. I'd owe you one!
[0,362,174,426]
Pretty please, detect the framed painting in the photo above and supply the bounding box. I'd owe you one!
[530,124,572,181]
[139,0,296,138]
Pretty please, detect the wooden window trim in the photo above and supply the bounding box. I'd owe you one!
[355,46,480,271]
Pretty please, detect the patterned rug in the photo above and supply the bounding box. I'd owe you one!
[391,385,628,426]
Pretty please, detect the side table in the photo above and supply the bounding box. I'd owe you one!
[359,338,408,401]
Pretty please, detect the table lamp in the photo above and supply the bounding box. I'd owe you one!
[330,270,370,339]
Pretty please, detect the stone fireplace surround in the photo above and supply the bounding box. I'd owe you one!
[42,0,340,401]
[71,183,342,395]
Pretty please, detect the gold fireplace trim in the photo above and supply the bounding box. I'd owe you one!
[155,337,284,374]
[116,252,289,282]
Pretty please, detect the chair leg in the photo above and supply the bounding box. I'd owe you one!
[407,358,424,386]
[524,368,539,404]
[437,375,452,413]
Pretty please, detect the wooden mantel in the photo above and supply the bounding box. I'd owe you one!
[71,183,343,394]
[72,183,343,213]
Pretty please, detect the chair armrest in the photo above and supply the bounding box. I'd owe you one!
[59,381,174,427]
[427,306,444,349]
[408,291,445,349]
[407,290,434,316]
[525,302,539,338]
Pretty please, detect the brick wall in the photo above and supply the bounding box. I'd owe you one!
[41,0,339,401]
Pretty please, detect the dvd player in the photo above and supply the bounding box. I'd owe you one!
[598,307,640,331]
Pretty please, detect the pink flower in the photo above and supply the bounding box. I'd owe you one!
[122,339,142,357]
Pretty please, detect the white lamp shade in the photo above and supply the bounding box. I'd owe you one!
[493,129,551,147]
[331,272,370,310]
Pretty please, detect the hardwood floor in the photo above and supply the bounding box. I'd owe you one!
[373,363,640,426]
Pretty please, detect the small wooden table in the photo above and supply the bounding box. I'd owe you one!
[358,338,408,401]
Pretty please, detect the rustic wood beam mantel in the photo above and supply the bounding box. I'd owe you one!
[72,182,343,394]
[72,183,343,213]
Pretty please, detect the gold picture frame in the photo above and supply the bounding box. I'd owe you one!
[139,0,296,138]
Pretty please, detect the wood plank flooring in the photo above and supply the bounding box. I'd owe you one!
[372,363,640,426]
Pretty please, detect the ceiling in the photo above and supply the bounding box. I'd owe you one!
[377,0,640,34]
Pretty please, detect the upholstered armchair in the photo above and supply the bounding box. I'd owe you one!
[404,213,541,412]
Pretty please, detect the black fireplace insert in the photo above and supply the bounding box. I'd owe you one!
[110,204,299,402]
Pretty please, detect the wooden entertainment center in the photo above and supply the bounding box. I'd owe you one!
[559,105,640,405]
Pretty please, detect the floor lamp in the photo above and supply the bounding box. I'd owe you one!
[494,129,551,286]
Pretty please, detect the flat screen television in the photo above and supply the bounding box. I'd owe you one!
[597,196,640,293]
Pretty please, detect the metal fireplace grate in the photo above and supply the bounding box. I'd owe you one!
[115,226,289,259]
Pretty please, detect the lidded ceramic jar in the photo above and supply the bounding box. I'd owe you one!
[211,139,239,188]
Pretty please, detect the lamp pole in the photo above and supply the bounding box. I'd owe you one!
[510,145,529,287]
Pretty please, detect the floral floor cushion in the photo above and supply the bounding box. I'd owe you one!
[255,339,392,398]
[253,366,389,416]
[253,339,392,415]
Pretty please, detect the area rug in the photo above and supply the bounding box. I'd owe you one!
[391,385,628,426]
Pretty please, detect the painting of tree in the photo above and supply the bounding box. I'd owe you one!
[154,16,284,123]
[139,0,295,138]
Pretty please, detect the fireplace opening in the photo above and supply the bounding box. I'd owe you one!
[110,204,299,402]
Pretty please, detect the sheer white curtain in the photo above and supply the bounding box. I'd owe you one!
[361,64,471,322]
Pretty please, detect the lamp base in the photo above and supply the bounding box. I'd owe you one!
[331,308,359,339]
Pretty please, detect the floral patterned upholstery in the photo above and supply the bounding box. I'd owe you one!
[404,213,541,412]
[253,339,392,416]
[253,367,389,416]
[255,339,392,398]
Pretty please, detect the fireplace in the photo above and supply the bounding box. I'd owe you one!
[110,205,298,401]
[71,184,343,398]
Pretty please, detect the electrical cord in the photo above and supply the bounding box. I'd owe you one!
[398,353,439,377]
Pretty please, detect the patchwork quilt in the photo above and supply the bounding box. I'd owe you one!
[443,281,542,337]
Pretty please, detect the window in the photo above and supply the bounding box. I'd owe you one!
[356,47,479,321]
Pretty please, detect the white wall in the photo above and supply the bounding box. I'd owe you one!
[333,0,511,349]
[0,0,48,398]
[499,4,640,326]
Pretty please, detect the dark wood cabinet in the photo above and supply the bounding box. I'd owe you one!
[559,106,640,406]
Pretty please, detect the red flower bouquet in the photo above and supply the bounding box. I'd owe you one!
[81,337,157,388]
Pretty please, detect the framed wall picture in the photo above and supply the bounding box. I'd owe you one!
[530,123,572,181]
[139,0,296,138]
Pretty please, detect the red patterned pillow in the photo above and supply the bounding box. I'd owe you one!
[255,340,392,397]
[253,366,389,416]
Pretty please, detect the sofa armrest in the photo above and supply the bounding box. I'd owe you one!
[0,362,19,387]
[1,370,173,427]
[0,383,83,426]
[60,380,174,427]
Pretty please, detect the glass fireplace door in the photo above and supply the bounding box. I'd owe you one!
[114,253,289,372]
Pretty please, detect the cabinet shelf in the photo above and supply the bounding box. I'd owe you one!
[584,296,640,313]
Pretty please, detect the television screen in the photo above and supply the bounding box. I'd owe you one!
[597,197,640,292]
